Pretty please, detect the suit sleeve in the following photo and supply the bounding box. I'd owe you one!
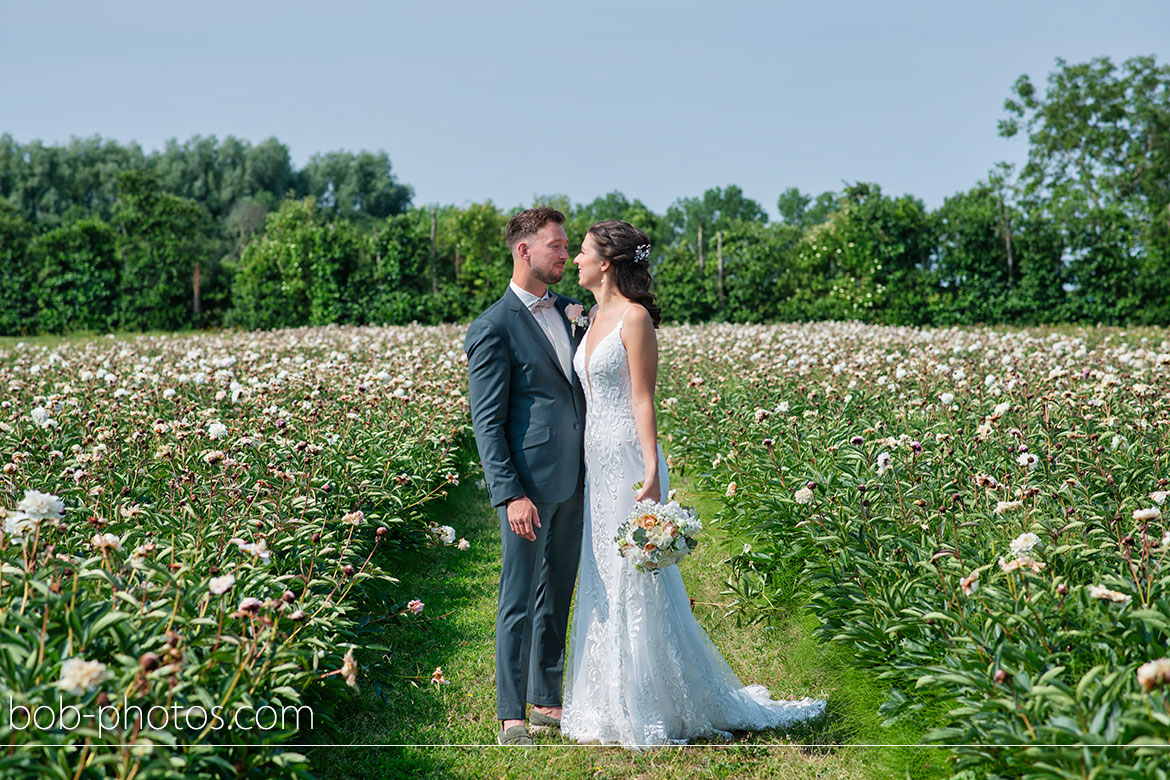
[465,319,524,507]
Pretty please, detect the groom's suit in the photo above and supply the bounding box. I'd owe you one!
[465,285,587,722]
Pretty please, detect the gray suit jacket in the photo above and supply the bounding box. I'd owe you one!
[465,287,588,508]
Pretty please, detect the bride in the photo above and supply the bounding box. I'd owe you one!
[560,220,826,747]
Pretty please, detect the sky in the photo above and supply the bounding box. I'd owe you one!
[2,1,1167,218]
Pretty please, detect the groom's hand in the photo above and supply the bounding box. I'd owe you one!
[506,496,540,542]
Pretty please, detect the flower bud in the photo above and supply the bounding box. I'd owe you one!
[994,669,1009,684]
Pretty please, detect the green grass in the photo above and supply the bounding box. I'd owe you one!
[297,476,954,780]
[0,328,191,348]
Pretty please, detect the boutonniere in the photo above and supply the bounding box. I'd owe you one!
[565,303,589,336]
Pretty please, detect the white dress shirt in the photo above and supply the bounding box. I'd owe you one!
[510,281,573,380]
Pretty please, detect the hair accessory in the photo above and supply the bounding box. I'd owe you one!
[634,244,650,264]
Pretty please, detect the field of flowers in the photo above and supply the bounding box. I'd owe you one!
[658,322,1170,779]
[0,325,473,779]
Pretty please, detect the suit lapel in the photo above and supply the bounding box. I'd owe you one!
[553,294,585,394]
[505,288,572,387]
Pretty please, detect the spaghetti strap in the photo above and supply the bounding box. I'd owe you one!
[616,303,635,326]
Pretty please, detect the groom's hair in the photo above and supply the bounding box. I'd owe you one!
[505,207,565,250]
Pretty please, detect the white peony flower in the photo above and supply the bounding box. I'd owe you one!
[876,452,892,475]
[17,490,65,522]
[794,487,814,505]
[1133,507,1161,523]
[1137,658,1170,691]
[939,392,954,407]
[209,573,236,595]
[1087,585,1131,604]
[1010,532,1041,557]
[208,422,228,440]
[90,532,122,551]
[2,510,34,541]
[58,658,112,695]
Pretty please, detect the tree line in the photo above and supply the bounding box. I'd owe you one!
[1,55,1167,335]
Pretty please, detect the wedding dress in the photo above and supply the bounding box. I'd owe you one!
[561,306,826,747]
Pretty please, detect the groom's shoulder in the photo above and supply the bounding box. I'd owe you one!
[470,296,510,328]
[465,296,510,350]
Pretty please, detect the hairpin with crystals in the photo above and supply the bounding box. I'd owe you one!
[633,243,650,263]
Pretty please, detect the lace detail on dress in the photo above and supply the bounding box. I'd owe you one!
[562,311,826,747]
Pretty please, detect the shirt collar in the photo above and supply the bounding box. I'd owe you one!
[509,281,554,310]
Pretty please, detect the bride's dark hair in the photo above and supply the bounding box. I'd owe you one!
[587,220,661,328]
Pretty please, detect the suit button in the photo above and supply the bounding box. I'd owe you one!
[573,424,580,430]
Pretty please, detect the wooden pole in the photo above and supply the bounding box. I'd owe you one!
[193,262,202,319]
[697,224,704,272]
[997,197,1014,284]
[716,230,724,307]
[430,210,439,295]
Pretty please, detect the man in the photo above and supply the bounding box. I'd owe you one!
[464,207,587,746]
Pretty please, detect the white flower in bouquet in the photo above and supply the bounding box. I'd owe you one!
[615,499,701,572]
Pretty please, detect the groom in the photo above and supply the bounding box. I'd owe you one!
[464,206,587,746]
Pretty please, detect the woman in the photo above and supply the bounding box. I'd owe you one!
[560,220,826,747]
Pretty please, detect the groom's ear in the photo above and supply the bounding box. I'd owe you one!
[516,240,531,262]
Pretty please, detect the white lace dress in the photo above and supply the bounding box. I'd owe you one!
[561,309,826,747]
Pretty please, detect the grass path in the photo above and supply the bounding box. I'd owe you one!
[299,476,950,780]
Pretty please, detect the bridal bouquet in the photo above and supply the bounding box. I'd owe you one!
[615,499,702,572]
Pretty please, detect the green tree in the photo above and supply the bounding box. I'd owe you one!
[0,202,36,335]
[113,171,215,331]
[230,197,368,329]
[439,202,510,318]
[785,183,936,324]
[719,221,803,322]
[349,211,442,324]
[1000,55,1170,322]
[303,150,413,225]
[666,185,768,250]
[777,187,837,228]
[31,219,119,333]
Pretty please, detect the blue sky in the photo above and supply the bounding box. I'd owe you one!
[2,1,1166,217]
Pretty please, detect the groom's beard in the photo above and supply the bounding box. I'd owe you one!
[532,267,564,285]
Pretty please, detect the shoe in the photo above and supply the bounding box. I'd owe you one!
[497,724,533,746]
[529,709,561,730]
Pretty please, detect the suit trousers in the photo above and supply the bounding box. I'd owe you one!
[495,479,584,721]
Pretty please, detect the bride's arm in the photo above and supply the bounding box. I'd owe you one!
[623,306,661,503]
